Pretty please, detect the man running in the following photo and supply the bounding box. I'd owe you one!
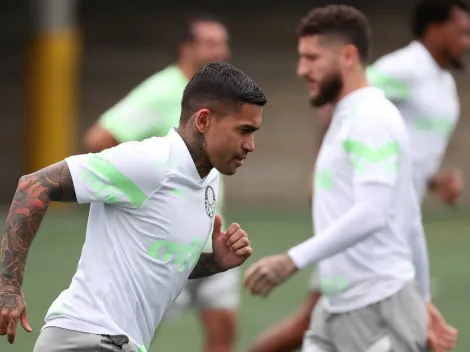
[84,15,240,352]
[0,63,267,352]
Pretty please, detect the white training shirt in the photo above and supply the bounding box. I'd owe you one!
[289,87,424,313]
[42,129,219,351]
[367,40,460,200]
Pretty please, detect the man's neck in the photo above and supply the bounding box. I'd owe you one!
[177,59,198,81]
[419,38,447,69]
[176,126,213,178]
[335,70,369,104]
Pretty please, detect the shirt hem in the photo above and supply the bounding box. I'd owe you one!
[322,279,408,313]
[42,317,141,348]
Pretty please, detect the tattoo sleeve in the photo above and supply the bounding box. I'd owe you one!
[0,161,77,294]
[188,253,225,279]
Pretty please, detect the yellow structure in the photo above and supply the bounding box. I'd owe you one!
[26,0,81,174]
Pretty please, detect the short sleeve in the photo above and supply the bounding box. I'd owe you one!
[98,76,171,143]
[99,99,164,143]
[65,140,169,208]
[345,107,403,188]
[366,63,411,102]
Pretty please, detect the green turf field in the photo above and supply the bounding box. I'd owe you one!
[0,204,468,351]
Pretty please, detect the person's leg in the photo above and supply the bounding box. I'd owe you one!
[196,268,240,352]
[378,282,427,351]
[246,267,322,352]
[201,308,237,352]
[246,291,322,352]
[327,282,427,352]
[301,297,336,352]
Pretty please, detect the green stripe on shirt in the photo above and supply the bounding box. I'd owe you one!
[88,154,147,207]
[367,66,410,100]
[343,140,399,163]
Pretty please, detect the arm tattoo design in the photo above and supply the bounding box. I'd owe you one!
[0,161,77,310]
[188,253,225,279]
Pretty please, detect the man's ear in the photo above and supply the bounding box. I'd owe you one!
[194,108,212,133]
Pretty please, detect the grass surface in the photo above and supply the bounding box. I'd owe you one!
[0,205,469,351]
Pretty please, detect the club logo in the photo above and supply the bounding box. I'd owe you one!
[205,185,216,218]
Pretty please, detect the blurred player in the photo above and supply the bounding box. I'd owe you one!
[244,5,457,352]
[0,63,266,351]
[83,15,240,352]
[246,1,470,351]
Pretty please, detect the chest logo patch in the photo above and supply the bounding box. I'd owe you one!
[205,185,216,218]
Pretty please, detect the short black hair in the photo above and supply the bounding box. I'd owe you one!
[176,14,225,45]
[180,63,267,124]
[297,5,371,64]
[412,0,470,38]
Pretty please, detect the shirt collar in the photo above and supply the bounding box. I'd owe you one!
[167,128,218,185]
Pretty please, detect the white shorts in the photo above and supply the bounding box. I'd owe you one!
[165,267,240,319]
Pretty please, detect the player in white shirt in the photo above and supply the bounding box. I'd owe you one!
[84,15,242,352]
[244,5,456,352]
[0,62,267,352]
[246,1,470,351]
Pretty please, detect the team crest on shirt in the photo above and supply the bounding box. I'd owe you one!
[205,185,216,218]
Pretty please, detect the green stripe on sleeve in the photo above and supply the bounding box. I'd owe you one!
[88,154,148,207]
[367,66,410,99]
[343,140,399,163]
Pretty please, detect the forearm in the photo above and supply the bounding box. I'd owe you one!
[0,161,76,286]
[189,252,225,279]
[83,123,119,153]
[289,183,393,269]
[0,178,50,285]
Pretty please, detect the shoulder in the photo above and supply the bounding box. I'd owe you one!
[444,71,458,92]
[128,135,173,170]
[94,136,174,185]
[353,93,406,134]
[369,44,420,82]
[128,65,187,103]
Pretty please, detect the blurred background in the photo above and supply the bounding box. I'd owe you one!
[1,0,470,351]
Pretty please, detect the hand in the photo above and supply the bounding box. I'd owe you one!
[243,254,297,297]
[0,278,32,344]
[426,303,457,352]
[212,215,252,271]
[430,169,463,205]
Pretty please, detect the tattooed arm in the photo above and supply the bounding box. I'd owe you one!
[1,161,76,284]
[188,253,225,279]
[0,161,76,343]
